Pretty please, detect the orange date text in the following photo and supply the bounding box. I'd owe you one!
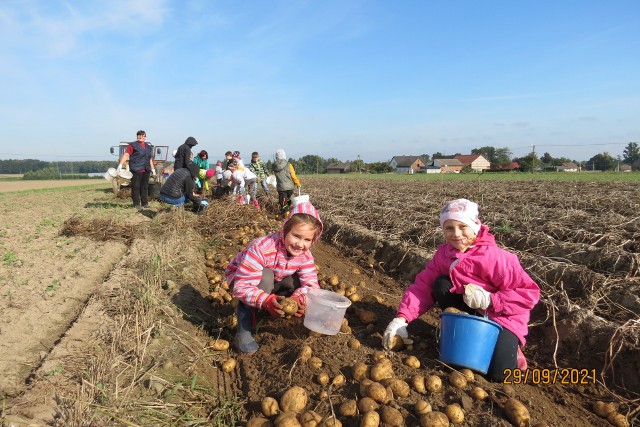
[503,368,596,385]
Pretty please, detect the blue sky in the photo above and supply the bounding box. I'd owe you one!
[1,0,638,163]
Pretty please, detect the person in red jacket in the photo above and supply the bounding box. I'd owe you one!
[383,199,540,381]
[225,201,323,353]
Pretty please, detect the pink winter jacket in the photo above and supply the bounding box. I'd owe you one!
[225,202,323,309]
[397,225,540,346]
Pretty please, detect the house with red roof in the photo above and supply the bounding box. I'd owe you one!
[453,154,491,171]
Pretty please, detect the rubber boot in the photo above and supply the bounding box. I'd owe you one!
[252,199,260,210]
[235,302,259,353]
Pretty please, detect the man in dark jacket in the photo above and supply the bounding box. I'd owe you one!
[174,136,198,170]
[159,163,207,213]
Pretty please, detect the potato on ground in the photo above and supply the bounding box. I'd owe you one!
[445,403,464,424]
[470,386,488,401]
[331,374,346,388]
[299,411,322,427]
[415,400,432,415]
[298,345,313,362]
[221,358,236,372]
[247,416,273,427]
[459,368,475,382]
[419,411,449,427]
[261,396,280,417]
[274,411,301,427]
[319,417,341,427]
[339,399,358,417]
[593,401,616,418]
[448,371,467,389]
[280,386,308,413]
[208,339,230,351]
[425,375,442,393]
[316,372,329,386]
[404,355,420,368]
[607,412,629,427]
[381,378,410,398]
[307,356,323,370]
[352,362,370,382]
[411,374,426,394]
[360,410,380,427]
[365,382,390,404]
[380,406,405,427]
[504,398,531,427]
[358,397,380,412]
[370,359,394,382]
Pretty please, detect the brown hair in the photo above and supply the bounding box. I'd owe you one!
[198,150,208,158]
[283,213,322,240]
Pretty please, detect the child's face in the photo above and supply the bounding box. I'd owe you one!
[284,222,316,256]
[443,219,477,252]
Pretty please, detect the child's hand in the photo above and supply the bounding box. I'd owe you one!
[290,294,306,317]
[263,294,284,318]
[382,317,413,350]
[463,284,492,309]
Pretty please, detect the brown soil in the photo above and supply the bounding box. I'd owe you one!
[0,178,637,427]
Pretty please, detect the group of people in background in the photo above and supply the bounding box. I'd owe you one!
[117,131,302,214]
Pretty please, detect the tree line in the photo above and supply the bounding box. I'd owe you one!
[1,142,638,176]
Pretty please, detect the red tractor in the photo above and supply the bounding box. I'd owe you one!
[109,142,172,196]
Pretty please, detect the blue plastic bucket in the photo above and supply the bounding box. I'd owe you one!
[439,312,502,374]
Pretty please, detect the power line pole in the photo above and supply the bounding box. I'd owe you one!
[531,145,536,173]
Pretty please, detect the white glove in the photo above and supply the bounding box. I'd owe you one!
[463,284,492,310]
[382,317,413,350]
[116,164,122,171]
[151,169,156,176]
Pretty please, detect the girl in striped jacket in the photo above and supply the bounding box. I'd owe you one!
[225,201,323,353]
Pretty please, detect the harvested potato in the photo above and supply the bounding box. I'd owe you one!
[386,378,410,398]
[470,386,489,401]
[340,324,352,334]
[328,274,340,286]
[504,398,530,427]
[502,384,516,397]
[339,399,358,417]
[316,372,330,386]
[404,355,420,369]
[274,411,300,427]
[352,362,370,382]
[298,345,313,362]
[448,371,467,389]
[280,386,308,414]
[387,335,406,351]
[331,374,346,388]
[345,285,358,296]
[319,416,341,427]
[372,351,386,362]
[261,396,280,417]
[370,359,394,382]
[607,412,629,427]
[318,390,328,400]
[593,401,616,418]
[411,374,426,394]
[221,358,236,372]
[307,356,323,370]
[280,298,299,316]
[355,308,377,324]
[426,375,442,393]
[359,379,374,397]
[443,307,464,313]
[445,403,464,424]
[460,368,474,383]
[419,411,449,427]
[358,397,380,412]
[348,293,361,302]
[380,406,404,427]
[208,339,230,351]
[365,382,388,404]
[360,410,380,427]
[415,400,432,415]
[348,338,361,349]
[246,416,272,427]
[299,411,322,427]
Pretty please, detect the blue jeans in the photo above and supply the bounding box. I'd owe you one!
[159,193,188,206]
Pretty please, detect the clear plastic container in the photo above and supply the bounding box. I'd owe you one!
[303,289,351,335]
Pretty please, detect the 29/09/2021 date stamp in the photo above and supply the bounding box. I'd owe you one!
[503,368,597,385]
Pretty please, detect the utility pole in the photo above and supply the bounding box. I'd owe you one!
[531,145,536,173]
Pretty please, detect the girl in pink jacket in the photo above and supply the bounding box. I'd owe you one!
[383,199,540,381]
[225,201,323,353]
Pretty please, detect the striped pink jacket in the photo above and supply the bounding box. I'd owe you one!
[225,202,323,309]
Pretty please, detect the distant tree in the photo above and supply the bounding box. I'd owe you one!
[352,159,364,173]
[513,151,539,172]
[540,152,553,165]
[296,155,325,174]
[368,162,394,173]
[420,154,431,163]
[432,152,446,159]
[326,158,341,166]
[471,146,512,166]
[586,152,617,171]
[623,142,640,164]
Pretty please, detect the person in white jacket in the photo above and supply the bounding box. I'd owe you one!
[230,164,258,208]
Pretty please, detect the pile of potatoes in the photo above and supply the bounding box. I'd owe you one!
[592,401,629,427]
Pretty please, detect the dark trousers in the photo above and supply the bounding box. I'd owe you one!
[257,268,301,296]
[431,275,518,382]
[278,190,293,213]
[131,171,150,207]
